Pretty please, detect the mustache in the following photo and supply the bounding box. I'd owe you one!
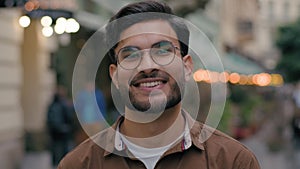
[130,70,170,85]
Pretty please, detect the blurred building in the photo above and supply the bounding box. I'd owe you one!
[0,0,79,168]
[185,0,264,75]
[0,0,116,168]
[219,0,300,70]
[0,8,56,168]
[0,8,25,169]
[256,0,300,69]
[0,6,57,169]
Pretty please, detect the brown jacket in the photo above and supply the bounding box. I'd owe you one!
[58,114,260,169]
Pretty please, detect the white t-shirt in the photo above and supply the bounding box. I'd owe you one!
[120,133,182,169]
[115,116,191,169]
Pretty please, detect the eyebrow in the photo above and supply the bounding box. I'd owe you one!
[120,46,140,50]
[119,40,173,50]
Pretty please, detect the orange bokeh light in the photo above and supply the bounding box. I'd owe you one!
[25,2,35,11]
[193,70,203,82]
[25,0,40,11]
[32,0,40,9]
[219,72,229,83]
[271,74,284,86]
[229,73,240,84]
[256,73,272,86]
[193,69,283,86]
[209,71,220,83]
[247,75,254,85]
[238,75,248,85]
[193,69,210,82]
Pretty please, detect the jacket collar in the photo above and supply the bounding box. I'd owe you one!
[101,109,205,157]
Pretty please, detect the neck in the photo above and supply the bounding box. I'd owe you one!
[120,103,185,147]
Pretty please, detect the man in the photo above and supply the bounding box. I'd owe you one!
[58,1,260,169]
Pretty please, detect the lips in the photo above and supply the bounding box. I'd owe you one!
[132,78,166,87]
[140,81,162,87]
[139,81,163,88]
[130,71,169,88]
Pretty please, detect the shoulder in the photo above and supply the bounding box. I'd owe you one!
[58,129,112,169]
[192,122,260,168]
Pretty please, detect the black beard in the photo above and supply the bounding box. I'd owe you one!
[127,78,184,113]
[117,69,186,113]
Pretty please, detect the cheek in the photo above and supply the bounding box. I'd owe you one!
[116,69,135,87]
[164,57,185,81]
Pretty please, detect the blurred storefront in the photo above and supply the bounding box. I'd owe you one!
[21,18,57,150]
[0,0,115,168]
[0,8,24,169]
[0,7,58,169]
[0,0,79,168]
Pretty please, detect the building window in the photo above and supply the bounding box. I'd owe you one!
[268,0,274,21]
[298,4,300,17]
[237,20,253,34]
[283,1,290,21]
[236,20,254,42]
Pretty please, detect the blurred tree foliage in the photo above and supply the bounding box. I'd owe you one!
[229,85,263,127]
[276,19,300,83]
[217,100,232,135]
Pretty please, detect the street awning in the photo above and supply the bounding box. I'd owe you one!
[222,52,264,74]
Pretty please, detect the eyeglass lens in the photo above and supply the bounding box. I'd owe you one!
[117,41,176,69]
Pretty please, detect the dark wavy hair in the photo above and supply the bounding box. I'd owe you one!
[105,0,190,65]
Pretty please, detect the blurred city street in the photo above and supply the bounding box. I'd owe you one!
[1,0,300,169]
[242,121,300,169]
[21,151,52,169]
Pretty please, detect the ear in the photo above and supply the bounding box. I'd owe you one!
[182,55,193,81]
[109,64,119,89]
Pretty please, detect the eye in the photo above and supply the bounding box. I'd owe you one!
[118,47,140,60]
[126,51,141,60]
[152,41,174,56]
[152,48,169,56]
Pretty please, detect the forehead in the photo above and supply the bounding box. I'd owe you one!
[117,20,179,48]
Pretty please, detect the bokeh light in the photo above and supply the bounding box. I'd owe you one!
[19,15,31,28]
[56,17,67,25]
[24,1,35,12]
[256,73,272,86]
[65,18,80,33]
[229,73,240,84]
[42,26,53,37]
[238,75,248,85]
[54,24,65,34]
[219,72,229,83]
[41,16,52,27]
[193,69,283,86]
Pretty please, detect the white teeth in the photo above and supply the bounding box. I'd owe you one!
[140,81,162,87]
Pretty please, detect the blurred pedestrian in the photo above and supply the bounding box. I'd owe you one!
[47,86,75,167]
[74,81,107,143]
[292,83,300,143]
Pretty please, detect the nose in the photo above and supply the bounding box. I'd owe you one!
[136,49,158,71]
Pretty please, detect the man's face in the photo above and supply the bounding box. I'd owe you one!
[109,20,193,113]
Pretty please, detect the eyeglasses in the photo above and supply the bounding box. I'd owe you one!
[116,41,180,70]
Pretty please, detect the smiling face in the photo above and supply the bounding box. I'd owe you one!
[109,20,193,113]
